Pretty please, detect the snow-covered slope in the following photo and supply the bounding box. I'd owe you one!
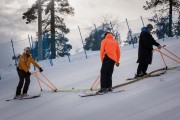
[0,37,180,120]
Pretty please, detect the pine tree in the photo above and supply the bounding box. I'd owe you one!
[84,16,121,51]
[173,11,180,37]
[84,29,105,51]
[22,0,74,59]
[149,15,169,39]
[143,0,180,37]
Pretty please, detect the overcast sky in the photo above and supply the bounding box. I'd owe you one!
[0,0,153,46]
[67,0,152,27]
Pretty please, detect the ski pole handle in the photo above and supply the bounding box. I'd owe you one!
[153,45,166,51]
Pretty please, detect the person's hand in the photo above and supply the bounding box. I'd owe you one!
[39,67,43,72]
[157,45,162,49]
[116,63,119,67]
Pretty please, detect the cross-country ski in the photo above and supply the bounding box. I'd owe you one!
[79,90,125,97]
[6,94,41,101]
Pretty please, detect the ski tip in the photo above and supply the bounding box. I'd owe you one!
[6,98,15,101]
[127,78,136,80]
[5,94,41,101]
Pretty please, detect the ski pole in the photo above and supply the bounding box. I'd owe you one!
[90,75,100,90]
[155,49,180,64]
[163,47,180,60]
[40,72,57,91]
[153,45,166,51]
[36,76,56,91]
[93,78,100,89]
[157,49,168,69]
[32,72,42,91]
[32,71,56,91]
[90,75,100,91]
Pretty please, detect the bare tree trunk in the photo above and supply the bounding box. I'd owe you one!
[51,0,56,59]
[169,0,173,37]
[38,0,43,60]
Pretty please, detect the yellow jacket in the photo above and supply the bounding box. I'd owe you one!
[100,33,121,64]
[18,53,40,72]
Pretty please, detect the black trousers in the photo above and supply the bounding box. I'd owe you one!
[16,68,30,96]
[137,63,149,75]
[100,55,115,89]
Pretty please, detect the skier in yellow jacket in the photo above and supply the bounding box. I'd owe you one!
[15,47,43,99]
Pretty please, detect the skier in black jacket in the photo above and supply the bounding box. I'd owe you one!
[136,24,162,77]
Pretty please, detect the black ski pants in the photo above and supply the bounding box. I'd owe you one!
[100,55,115,89]
[137,63,149,75]
[16,68,30,96]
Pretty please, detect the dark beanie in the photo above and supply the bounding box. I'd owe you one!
[103,32,113,39]
[147,24,153,29]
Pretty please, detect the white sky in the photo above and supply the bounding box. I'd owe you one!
[0,0,153,42]
[0,0,154,55]
[66,0,152,28]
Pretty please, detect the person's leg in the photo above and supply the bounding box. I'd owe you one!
[100,62,108,89]
[107,60,115,90]
[100,56,110,92]
[23,75,30,94]
[142,63,149,75]
[136,63,144,76]
[16,70,25,96]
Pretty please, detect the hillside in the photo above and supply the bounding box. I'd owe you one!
[0,37,180,120]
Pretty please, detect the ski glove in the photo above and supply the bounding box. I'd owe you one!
[39,67,43,72]
[116,63,119,67]
[26,71,31,76]
[157,45,162,49]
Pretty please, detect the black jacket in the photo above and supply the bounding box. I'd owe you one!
[137,28,160,64]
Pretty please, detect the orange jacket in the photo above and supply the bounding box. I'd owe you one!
[100,33,121,63]
[18,53,40,72]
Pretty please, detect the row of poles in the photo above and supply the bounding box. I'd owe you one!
[10,35,37,68]
[10,16,164,68]
[35,0,174,63]
[79,16,145,58]
[9,23,88,68]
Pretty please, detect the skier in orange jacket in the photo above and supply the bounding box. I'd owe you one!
[98,32,121,93]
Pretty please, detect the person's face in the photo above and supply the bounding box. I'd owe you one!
[147,28,153,32]
[25,48,31,55]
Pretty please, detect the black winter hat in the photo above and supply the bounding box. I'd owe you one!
[102,32,113,39]
[146,24,153,29]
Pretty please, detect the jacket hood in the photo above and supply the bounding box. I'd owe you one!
[141,27,151,35]
[141,27,147,32]
[105,33,114,39]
